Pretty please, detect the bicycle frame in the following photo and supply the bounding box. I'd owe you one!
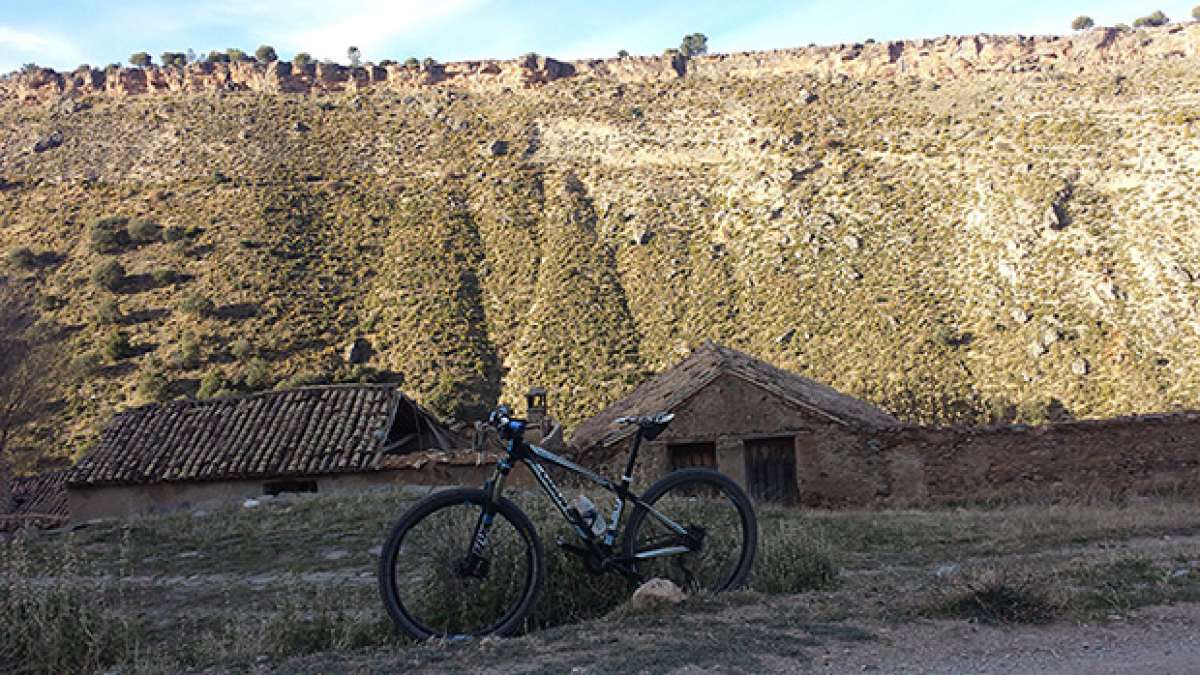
[468,423,692,577]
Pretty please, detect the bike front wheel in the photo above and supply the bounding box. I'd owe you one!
[378,487,545,640]
[623,468,757,593]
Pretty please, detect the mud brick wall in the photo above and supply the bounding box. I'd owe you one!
[867,413,1200,506]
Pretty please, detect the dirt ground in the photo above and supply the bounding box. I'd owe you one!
[808,603,1200,674]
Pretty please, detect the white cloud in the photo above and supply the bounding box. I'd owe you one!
[278,0,484,61]
[0,24,84,71]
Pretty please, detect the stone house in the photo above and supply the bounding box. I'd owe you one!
[66,384,480,521]
[569,341,901,504]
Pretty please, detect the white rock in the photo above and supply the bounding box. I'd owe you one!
[243,498,260,508]
[630,577,685,611]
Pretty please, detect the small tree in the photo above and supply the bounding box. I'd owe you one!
[0,282,60,513]
[1133,10,1169,27]
[347,46,362,67]
[680,33,708,57]
[1193,5,1200,20]
[617,49,630,58]
[293,52,313,67]
[226,48,248,62]
[206,50,230,63]
[1072,16,1095,30]
[404,57,419,68]
[129,52,152,68]
[160,52,186,68]
[255,45,278,63]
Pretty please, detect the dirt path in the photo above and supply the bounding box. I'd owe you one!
[807,603,1200,674]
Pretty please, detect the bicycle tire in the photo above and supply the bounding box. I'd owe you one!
[622,468,758,592]
[378,487,545,640]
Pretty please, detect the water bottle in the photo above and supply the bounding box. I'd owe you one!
[572,494,607,539]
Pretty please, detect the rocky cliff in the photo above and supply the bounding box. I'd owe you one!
[3,24,1200,467]
[5,24,1200,104]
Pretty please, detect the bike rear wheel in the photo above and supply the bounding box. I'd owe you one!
[378,487,544,640]
[623,468,757,593]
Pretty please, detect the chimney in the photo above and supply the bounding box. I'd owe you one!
[524,387,548,444]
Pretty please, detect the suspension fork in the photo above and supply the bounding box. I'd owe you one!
[471,457,512,551]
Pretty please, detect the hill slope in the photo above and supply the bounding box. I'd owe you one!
[5,27,1200,465]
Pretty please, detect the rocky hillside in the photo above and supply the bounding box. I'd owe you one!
[4,24,1200,467]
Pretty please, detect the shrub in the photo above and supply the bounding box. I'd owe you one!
[127,219,159,244]
[69,351,101,377]
[102,329,134,361]
[230,338,255,360]
[179,292,215,318]
[5,246,37,269]
[240,357,273,390]
[421,57,436,70]
[1133,10,1169,27]
[617,49,630,58]
[226,48,248,62]
[196,369,225,399]
[679,33,708,58]
[129,52,151,68]
[1194,5,1200,21]
[1072,16,1095,30]
[927,568,1059,625]
[255,45,278,62]
[91,260,125,291]
[160,225,189,243]
[167,334,202,370]
[94,298,122,325]
[136,366,170,402]
[89,217,129,253]
[403,57,419,68]
[293,52,313,67]
[206,50,230,64]
[276,371,329,389]
[151,268,179,286]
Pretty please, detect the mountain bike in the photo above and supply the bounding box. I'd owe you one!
[378,405,758,640]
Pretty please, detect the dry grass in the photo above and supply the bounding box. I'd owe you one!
[3,489,1199,672]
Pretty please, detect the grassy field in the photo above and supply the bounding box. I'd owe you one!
[3,488,1200,673]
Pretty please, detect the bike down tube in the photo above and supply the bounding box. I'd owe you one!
[526,443,689,540]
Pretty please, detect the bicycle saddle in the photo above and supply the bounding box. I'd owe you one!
[615,412,674,440]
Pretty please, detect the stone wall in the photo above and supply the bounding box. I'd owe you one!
[6,23,1200,104]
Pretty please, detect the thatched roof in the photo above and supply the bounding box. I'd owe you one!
[2,469,70,531]
[69,384,459,487]
[570,341,901,450]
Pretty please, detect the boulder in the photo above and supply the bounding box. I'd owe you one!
[630,578,685,611]
[32,131,63,153]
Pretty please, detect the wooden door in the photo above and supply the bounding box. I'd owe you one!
[744,436,798,505]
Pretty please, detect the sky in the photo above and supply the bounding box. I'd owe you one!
[0,0,1197,74]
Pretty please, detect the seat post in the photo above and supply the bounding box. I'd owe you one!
[621,429,644,487]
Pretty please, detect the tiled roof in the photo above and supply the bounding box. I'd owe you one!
[69,384,459,487]
[2,469,70,531]
[569,340,902,450]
